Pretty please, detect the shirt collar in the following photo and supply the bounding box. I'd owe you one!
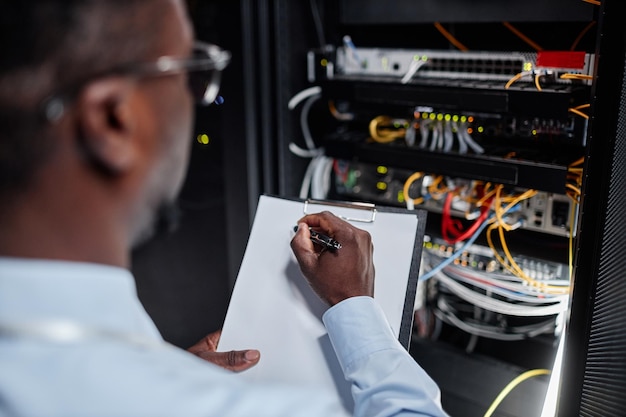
[0,257,162,340]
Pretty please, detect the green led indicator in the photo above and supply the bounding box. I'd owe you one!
[197,134,210,145]
[376,165,388,174]
[478,126,484,133]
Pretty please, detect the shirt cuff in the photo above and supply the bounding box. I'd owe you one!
[322,296,402,373]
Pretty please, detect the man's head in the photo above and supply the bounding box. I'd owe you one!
[0,0,224,265]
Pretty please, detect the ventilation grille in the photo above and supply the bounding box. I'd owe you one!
[579,55,626,417]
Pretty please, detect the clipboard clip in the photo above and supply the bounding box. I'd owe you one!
[303,199,377,223]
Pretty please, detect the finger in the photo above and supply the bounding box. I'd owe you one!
[198,349,260,372]
[291,223,315,255]
[205,330,221,350]
[297,211,338,231]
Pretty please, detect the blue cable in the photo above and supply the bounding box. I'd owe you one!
[419,217,492,281]
[420,204,522,282]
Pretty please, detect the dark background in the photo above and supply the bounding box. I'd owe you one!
[131,1,248,349]
[128,1,626,415]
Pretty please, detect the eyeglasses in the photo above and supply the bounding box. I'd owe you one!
[42,41,231,122]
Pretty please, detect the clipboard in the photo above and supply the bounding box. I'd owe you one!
[218,195,427,412]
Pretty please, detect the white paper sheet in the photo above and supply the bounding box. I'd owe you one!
[218,195,419,412]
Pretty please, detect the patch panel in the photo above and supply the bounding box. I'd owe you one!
[330,47,594,85]
[332,160,576,237]
[423,236,570,282]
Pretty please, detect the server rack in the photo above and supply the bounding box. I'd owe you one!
[236,0,626,415]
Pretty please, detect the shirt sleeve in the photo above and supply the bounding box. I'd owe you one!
[323,296,449,417]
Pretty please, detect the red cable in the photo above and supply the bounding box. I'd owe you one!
[442,192,492,244]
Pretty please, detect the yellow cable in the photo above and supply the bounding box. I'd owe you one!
[328,100,353,121]
[493,186,537,232]
[434,22,469,51]
[497,222,532,279]
[505,72,525,89]
[566,192,579,205]
[428,175,449,200]
[475,185,496,208]
[534,73,543,91]
[569,156,585,167]
[486,223,521,277]
[571,21,596,51]
[568,107,589,119]
[403,172,425,206]
[566,183,581,196]
[483,369,551,417]
[569,197,578,279]
[488,186,569,294]
[560,73,593,81]
[369,116,405,143]
[502,22,543,51]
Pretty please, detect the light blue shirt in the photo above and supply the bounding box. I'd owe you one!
[0,257,447,417]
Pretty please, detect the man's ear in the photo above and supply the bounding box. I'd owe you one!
[74,77,139,175]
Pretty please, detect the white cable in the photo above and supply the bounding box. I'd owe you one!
[419,119,431,149]
[434,271,567,316]
[434,301,554,341]
[443,120,454,152]
[289,142,322,158]
[454,121,468,154]
[342,35,362,66]
[460,125,485,154]
[405,123,416,146]
[401,59,428,84]
[321,157,333,197]
[437,297,556,337]
[437,262,569,304]
[311,156,333,199]
[436,121,444,151]
[288,86,322,110]
[299,157,318,199]
[290,94,323,160]
[300,94,321,151]
[429,122,440,151]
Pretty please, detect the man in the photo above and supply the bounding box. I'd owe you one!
[0,1,447,416]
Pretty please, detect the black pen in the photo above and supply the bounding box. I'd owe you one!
[293,226,342,250]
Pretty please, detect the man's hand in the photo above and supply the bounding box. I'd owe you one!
[187,330,260,372]
[290,211,375,306]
